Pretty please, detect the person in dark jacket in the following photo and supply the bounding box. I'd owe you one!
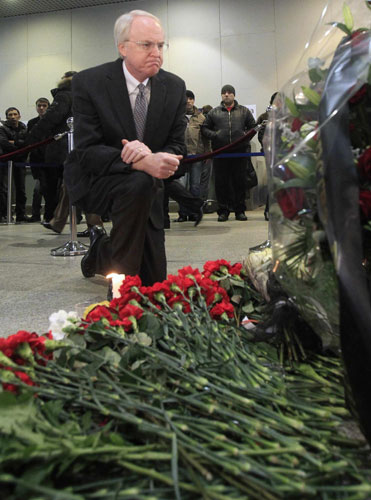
[28,72,103,234]
[26,73,75,225]
[27,97,50,222]
[201,85,256,222]
[0,107,30,222]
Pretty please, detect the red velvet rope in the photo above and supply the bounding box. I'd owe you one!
[0,126,258,163]
[0,136,55,161]
[181,126,258,164]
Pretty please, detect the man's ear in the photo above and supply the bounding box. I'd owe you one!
[118,43,127,59]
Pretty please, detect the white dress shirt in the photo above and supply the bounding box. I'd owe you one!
[123,60,151,111]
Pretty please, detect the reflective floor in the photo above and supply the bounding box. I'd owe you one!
[0,208,268,338]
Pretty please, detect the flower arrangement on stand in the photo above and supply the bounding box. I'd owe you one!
[263,0,371,441]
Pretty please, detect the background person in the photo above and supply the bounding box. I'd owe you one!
[202,85,256,222]
[26,73,75,226]
[0,107,30,223]
[27,97,50,222]
[175,90,210,222]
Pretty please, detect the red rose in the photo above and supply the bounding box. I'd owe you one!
[276,187,305,220]
[291,118,303,132]
[358,148,371,180]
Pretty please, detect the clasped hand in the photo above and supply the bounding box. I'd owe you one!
[121,139,182,179]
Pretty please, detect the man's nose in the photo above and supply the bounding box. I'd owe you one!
[150,43,161,54]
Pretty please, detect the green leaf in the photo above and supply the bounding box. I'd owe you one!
[42,400,65,426]
[102,346,121,368]
[308,67,326,83]
[279,177,315,189]
[301,86,321,107]
[141,312,163,340]
[242,302,255,314]
[0,392,37,432]
[132,331,152,347]
[109,432,126,446]
[342,3,354,31]
[81,411,92,431]
[328,21,352,35]
[285,97,300,117]
[286,159,314,180]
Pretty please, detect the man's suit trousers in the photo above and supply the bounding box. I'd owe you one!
[89,170,166,286]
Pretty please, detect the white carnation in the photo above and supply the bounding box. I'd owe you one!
[48,309,78,340]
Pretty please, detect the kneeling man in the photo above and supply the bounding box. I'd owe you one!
[65,10,187,286]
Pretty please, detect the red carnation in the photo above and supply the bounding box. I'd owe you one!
[178,266,202,281]
[229,263,243,276]
[210,301,235,319]
[118,304,143,320]
[86,305,114,323]
[203,259,231,277]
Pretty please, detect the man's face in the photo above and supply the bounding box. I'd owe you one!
[118,16,164,82]
[186,97,195,113]
[221,91,235,107]
[6,109,21,126]
[36,101,48,117]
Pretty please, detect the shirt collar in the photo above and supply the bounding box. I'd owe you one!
[123,60,149,94]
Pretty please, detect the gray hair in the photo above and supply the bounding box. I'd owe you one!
[114,10,162,50]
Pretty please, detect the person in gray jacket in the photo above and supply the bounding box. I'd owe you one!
[202,85,255,221]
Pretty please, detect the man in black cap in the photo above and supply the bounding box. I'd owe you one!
[202,84,256,221]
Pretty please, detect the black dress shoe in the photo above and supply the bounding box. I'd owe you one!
[81,225,107,278]
[16,215,32,223]
[217,213,229,222]
[77,228,90,238]
[235,212,248,221]
[174,215,188,222]
[29,216,41,222]
[193,202,205,227]
[42,221,61,233]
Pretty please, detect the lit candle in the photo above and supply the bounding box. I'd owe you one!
[106,273,126,299]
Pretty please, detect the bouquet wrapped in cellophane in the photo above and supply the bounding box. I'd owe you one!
[263,0,371,440]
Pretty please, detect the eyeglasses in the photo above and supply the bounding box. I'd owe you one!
[125,40,169,52]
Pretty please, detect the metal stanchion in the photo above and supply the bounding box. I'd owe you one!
[6,161,15,224]
[51,118,88,256]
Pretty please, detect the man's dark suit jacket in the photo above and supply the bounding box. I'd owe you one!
[64,58,187,228]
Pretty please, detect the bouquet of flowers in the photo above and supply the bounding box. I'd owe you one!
[1,260,371,499]
[263,0,371,441]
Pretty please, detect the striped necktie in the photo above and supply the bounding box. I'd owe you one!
[133,83,147,141]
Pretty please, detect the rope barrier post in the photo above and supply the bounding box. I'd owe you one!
[50,117,88,257]
[6,161,15,224]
